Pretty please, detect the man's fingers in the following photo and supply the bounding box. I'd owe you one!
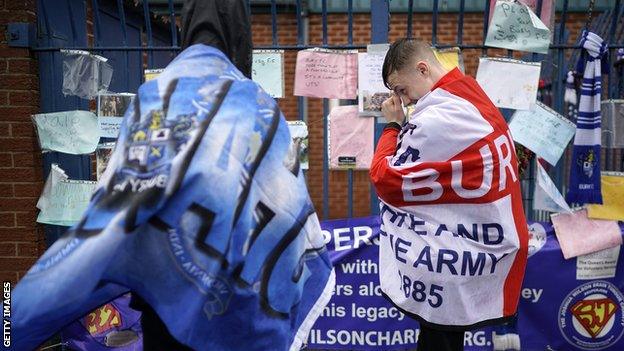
[392,94,403,109]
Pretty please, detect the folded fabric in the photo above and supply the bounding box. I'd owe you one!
[551,209,622,259]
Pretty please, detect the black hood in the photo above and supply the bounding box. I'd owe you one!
[180,0,252,78]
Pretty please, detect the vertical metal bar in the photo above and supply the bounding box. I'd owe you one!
[554,0,570,191]
[143,0,154,68]
[116,0,129,92]
[370,0,390,215]
[457,0,465,45]
[609,0,621,99]
[296,0,304,46]
[66,0,77,46]
[482,0,492,56]
[407,0,414,39]
[347,0,353,45]
[271,0,278,46]
[168,0,178,47]
[322,0,328,46]
[323,99,329,219]
[432,0,439,46]
[91,0,102,47]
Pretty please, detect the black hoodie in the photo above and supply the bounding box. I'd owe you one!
[180,0,252,78]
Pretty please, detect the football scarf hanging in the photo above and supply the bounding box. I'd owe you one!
[566,31,608,205]
[370,68,529,329]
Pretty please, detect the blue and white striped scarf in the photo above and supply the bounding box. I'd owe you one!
[566,31,608,205]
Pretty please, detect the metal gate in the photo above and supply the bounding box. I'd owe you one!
[25,0,624,246]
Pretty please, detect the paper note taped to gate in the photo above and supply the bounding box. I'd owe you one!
[476,57,541,110]
[252,50,285,98]
[587,173,624,221]
[533,162,572,213]
[294,49,358,99]
[509,102,576,165]
[33,110,100,154]
[485,0,551,54]
[328,105,374,169]
[358,46,391,116]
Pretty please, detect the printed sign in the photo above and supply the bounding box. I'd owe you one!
[98,93,134,138]
[294,49,358,99]
[476,57,541,110]
[252,50,285,98]
[577,246,620,280]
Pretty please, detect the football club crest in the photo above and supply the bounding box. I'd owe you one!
[577,149,597,179]
[559,281,624,350]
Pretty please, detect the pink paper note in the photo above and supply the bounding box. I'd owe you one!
[551,209,622,259]
[328,105,374,169]
[294,50,358,99]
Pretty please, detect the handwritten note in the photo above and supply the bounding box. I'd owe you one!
[358,45,391,116]
[489,0,555,31]
[533,162,572,213]
[33,110,100,154]
[294,49,358,99]
[551,209,622,259]
[476,57,541,110]
[509,102,576,165]
[286,121,309,170]
[485,0,551,54]
[587,173,624,221]
[328,105,374,170]
[252,50,285,98]
[37,164,96,227]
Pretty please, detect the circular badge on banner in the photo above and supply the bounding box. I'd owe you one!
[559,280,624,350]
[527,222,547,257]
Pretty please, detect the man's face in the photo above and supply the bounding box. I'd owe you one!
[386,60,434,106]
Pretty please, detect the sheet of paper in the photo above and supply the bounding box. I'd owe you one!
[601,100,624,148]
[488,0,555,31]
[551,209,622,260]
[98,93,134,138]
[252,50,285,98]
[433,47,464,73]
[37,164,96,227]
[485,0,551,54]
[587,173,624,221]
[33,110,100,154]
[294,49,358,99]
[358,45,391,116]
[328,105,374,170]
[476,57,541,110]
[509,102,576,165]
[576,245,620,280]
[533,162,572,213]
[286,121,309,170]
[96,142,116,180]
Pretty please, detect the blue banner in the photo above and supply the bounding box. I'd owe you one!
[309,216,624,350]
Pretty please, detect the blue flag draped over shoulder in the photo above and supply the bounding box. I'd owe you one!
[12,44,335,351]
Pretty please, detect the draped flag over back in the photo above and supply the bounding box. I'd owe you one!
[370,68,528,329]
[11,44,334,351]
[566,31,608,204]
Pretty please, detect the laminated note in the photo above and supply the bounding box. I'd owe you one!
[551,209,622,260]
[485,0,551,54]
[328,105,374,170]
[358,44,391,116]
[509,102,576,165]
[252,50,285,98]
[37,164,96,227]
[587,173,624,221]
[96,142,116,180]
[33,110,100,154]
[286,121,309,170]
[476,57,541,110]
[533,162,572,213]
[294,49,358,99]
[98,93,134,138]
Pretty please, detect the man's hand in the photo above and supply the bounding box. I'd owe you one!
[381,94,405,124]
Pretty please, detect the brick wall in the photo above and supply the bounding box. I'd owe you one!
[0,0,45,285]
[252,11,589,219]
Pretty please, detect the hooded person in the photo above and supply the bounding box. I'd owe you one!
[10,1,335,350]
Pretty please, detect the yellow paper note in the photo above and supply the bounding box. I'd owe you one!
[144,68,164,81]
[587,174,624,221]
[433,48,461,72]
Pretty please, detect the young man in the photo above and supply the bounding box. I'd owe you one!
[370,39,529,351]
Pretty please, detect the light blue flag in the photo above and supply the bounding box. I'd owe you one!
[485,0,551,54]
[33,110,100,154]
[12,44,334,351]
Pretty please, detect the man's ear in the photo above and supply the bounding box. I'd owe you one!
[416,61,428,76]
